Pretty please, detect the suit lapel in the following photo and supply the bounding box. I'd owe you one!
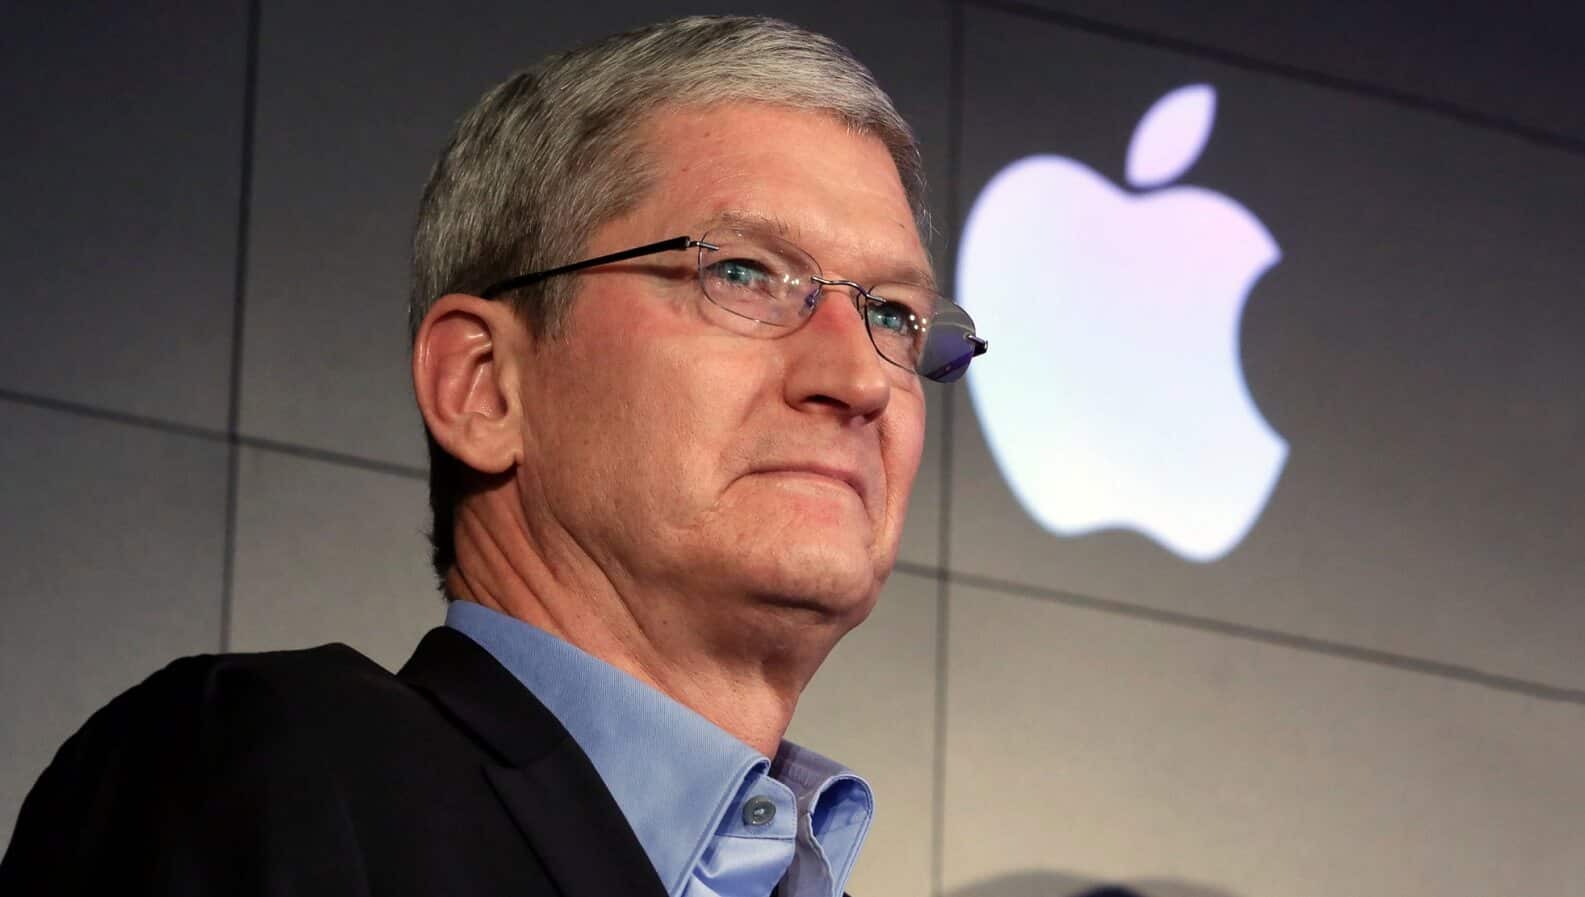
[399,627,668,897]
[483,750,672,897]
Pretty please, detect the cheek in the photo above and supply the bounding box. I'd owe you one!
[526,326,658,500]
[648,348,774,455]
[882,397,928,503]
[574,322,777,510]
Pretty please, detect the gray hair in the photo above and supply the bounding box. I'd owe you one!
[409,15,930,586]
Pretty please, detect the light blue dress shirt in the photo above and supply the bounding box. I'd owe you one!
[446,601,873,897]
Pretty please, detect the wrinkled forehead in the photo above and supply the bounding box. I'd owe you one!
[629,103,931,282]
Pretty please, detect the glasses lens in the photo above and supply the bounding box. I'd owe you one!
[916,302,980,383]
[865,287,982,383]
[862,285,931,369]
[695,228,983,384]
[698,229,817,327]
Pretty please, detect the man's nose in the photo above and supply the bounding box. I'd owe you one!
[782,285,892,420]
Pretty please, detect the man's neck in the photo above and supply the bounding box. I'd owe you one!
[446,501,837,758]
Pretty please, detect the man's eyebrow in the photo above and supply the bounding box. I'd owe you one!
[701,209,937,289]
[888,261,938,290]
[705,209,794,238]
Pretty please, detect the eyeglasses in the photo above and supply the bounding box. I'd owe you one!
[480,226,988,383]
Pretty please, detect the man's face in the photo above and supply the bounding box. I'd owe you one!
[513,102,929,641]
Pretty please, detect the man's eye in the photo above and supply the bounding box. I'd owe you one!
[707,258,775,290]
[867,300,919,335]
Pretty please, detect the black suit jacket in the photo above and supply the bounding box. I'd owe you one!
[1,627,671,897]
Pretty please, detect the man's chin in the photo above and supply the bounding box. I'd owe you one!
[690,496,891,617]
[732,538,883,620]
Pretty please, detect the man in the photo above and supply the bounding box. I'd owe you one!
[1,15,985,897]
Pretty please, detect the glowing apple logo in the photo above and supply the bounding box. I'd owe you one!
[958,84,1288,563]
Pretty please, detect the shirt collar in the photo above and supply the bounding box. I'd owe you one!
[445,601,871,897]
[774,743,874,895]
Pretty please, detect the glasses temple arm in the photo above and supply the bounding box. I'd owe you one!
[480,235,699,298]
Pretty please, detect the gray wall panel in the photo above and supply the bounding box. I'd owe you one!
[943,583,1585,896]
[0,2,247,428]
[950,5,1585,689]
[0,402,227,846]
[1002,0,1585,147]
[229,446,438,672]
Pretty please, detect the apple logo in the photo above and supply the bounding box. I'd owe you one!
[957,84,1288,563]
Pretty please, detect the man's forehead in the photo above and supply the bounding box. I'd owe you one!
[632,104,929,273]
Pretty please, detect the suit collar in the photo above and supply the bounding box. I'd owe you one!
[398,627,667,897]
[398,626,566,768]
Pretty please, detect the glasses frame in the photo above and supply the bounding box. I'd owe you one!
[478,233,989,382]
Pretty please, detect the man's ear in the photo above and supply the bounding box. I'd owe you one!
[412,294,526,476]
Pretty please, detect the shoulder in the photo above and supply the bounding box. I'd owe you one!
[1,643,403,892]
[85,642,396,741]
[151,640,391,699]
[25,639,454,820]
[27,642,407,806]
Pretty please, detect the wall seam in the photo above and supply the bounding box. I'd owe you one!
[0,389,428,481]
[930,3,968,894]
[963,0,1585,158]
[9,378,1575,708]
[220,0,263,654]
[946,568,1585,706]
[0,388,226,445]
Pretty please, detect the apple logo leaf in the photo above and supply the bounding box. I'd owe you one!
[1125,83,1217,190]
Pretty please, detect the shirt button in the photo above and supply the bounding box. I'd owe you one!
[742,796,777,827]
